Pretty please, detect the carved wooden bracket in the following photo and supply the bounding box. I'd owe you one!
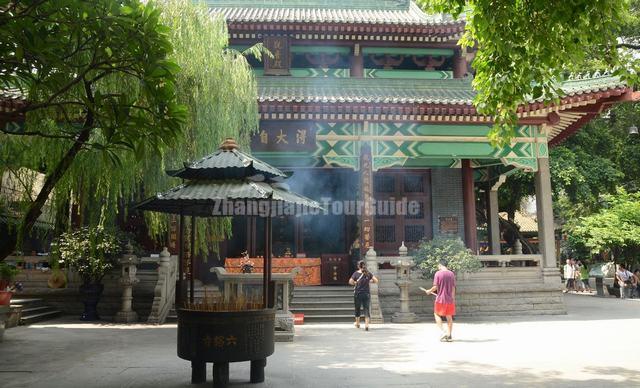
[304,52,341,69]
[369,54,405,70]
[411,55,446,70]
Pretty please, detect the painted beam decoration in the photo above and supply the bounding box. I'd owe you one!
[251,121,548,172]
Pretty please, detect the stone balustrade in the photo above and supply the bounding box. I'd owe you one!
[477,254,542,267]
[147,248,178,324]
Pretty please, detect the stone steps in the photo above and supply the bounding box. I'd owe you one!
[291,286,354,323]
[302,314,355,323]
[291,300,352,307]
[12,298,61,325]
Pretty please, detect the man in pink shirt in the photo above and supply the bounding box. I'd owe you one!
[423,258,456,342]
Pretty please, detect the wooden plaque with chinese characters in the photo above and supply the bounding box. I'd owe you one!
[251,121,317,153]
[439,216,459,235]
[263,36,290,76]
[320,254,350,285]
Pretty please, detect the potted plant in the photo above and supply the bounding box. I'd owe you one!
[0,263,21,305]
[413,237,482,279]
[51,226,120,320]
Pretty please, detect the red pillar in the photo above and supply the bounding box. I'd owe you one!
[462,160,478,253]
[350,44,364,78]
[359,143,374,252]
[453,49,467,78]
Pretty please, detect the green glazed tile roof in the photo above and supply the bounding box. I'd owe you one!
[136,180,322,216]
[171,147,287,181]
[206,0,413,10]
[0,88,26,113]
[257,73,628,106]
[258,77,476,105]
[556,72,627,98]
[209,1,457,26]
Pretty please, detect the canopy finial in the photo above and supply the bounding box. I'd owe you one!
[220,138,239,150]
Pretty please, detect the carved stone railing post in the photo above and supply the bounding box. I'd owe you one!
[392,242,417,323]
[115,243,141,323]
[365,247,384,324]
[148,248,177,324]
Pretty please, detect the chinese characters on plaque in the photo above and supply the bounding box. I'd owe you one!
[438,216,459,235]
[264,36,290,75]
[251,122,316,152]
[360,150,374,250]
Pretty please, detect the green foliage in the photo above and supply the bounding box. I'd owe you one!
[0,0,259,258]
[498,170,534,221]
[50,226,121,284]
[0,0,185,258]
[0,262,19,282]
[413,237,482,278]
[150,0,260,255]
[572,189,640,262]
[417,0,634,146]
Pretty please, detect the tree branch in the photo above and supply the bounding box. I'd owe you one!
[1,79,96,261]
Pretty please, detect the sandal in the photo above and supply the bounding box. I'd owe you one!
[440,334,448,342]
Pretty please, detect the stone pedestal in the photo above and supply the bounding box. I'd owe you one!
[364,247,384,324]
[115,247,141,323]
[275,312,295,342]
[391,243,417,323]
[594,277,605,297]
[0,305,8,342]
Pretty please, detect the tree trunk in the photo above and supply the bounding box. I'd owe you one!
[0,108,93,262]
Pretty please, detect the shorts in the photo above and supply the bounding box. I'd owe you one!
[434,302,456,316]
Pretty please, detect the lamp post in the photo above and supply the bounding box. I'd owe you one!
[115,243,141,323]
[391,242,417,323]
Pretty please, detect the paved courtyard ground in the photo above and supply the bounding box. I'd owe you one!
[1,294,639,388]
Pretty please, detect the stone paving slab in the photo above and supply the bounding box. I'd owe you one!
[0,294,639,388]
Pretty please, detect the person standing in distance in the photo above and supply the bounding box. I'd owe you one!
[423,258,456,342]
[349,260,378,331]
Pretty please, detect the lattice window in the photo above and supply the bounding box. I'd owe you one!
[375,225,395,243]
[403,175,424,193]
[405,225,425,242]
[375,200,396,219]
[374,175,395,193]
[405,201,424,219]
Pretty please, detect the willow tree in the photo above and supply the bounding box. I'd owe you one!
[145,0,260,253]
[0,0,259,260]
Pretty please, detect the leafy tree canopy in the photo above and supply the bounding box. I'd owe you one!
[417,0,637,146]
[0,0,259,260]
[413,237,481,278]
[571,189,640,265]
[0,0,186,260]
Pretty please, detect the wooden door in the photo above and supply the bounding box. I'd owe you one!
[374,170,432,255]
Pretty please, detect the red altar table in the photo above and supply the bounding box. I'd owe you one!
[224,257,321,286]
